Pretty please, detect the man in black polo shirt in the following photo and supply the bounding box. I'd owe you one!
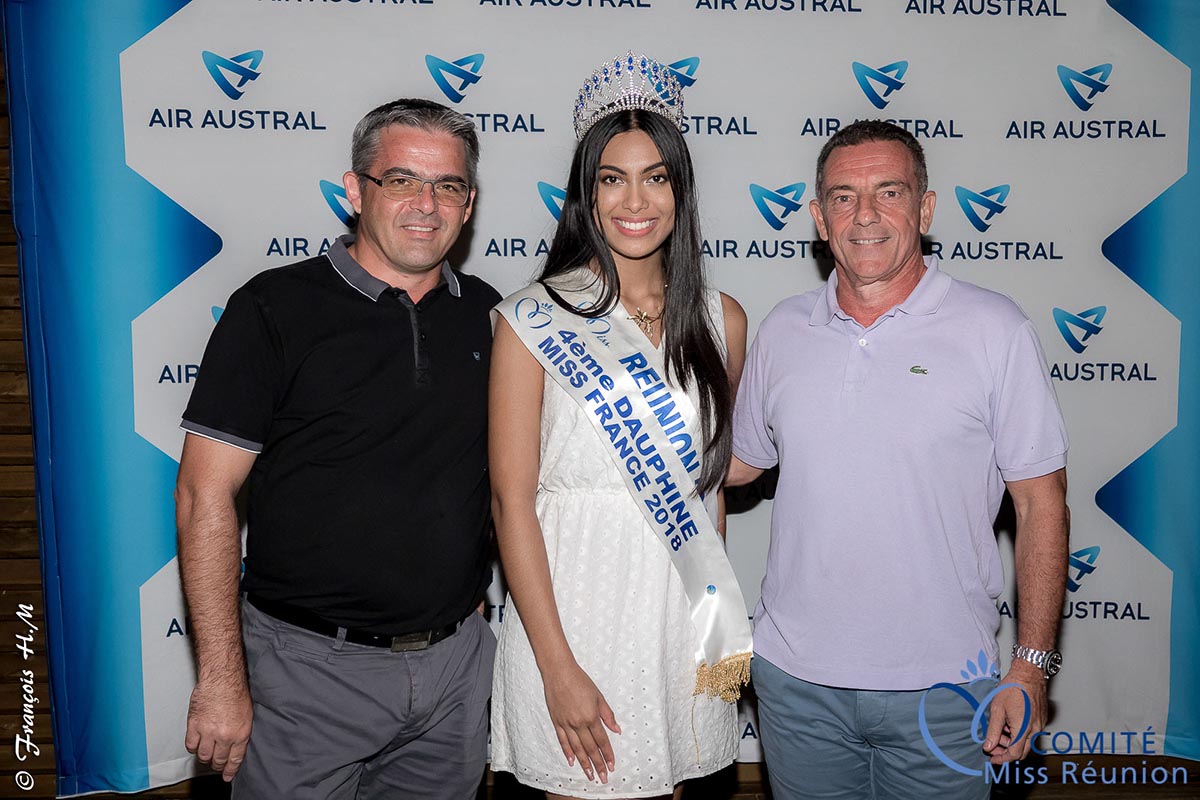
[175,98,500,799]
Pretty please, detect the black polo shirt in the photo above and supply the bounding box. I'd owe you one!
[182,235,500,634]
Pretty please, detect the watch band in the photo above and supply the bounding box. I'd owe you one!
[1012,644,1063,679]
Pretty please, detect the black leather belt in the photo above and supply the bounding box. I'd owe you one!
[246,594,462,652]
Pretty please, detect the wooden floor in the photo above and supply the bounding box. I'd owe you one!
[14,757,1193,799]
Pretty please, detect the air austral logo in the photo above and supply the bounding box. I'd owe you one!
[668,56,758,137]
[1053,306,1105,354]
[1004,542,1152,622]
[749,183,805,231]
[538,182,566,221]
[667,57,699,88]
[483,181,558,259]
[1068,545,1100,593]
[1059,543,1152,621]
[426,53,484,104]
[1048,305,1157,384]
[954,184,1008,232]
[929,183,1058,263]
[694,0,863,13]
[1006,62,1162,141]
[904,0,1064,16]
[150,49,321,132]
[1058,63,1112,111]
[425,53,542,134]
[852,60,907,109]
[321,180,355,226]
[600,178,825,262]
[202,50,263,100]
[263,181,345,259]
[801,60,959,141]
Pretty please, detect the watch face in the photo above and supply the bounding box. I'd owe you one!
[1045,650,1063,677]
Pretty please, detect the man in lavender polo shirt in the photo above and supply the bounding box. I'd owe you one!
[729,120,1069,799]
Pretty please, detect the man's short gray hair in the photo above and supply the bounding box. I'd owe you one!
[350,98,480,186]
[815,119,928,198]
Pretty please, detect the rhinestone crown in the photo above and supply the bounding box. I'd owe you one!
[572,52,685,140]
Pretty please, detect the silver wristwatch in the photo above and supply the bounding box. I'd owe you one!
[1012,644,1063,679]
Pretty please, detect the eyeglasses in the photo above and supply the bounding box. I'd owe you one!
[358,173,472,207]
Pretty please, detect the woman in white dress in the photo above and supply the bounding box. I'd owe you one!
[489,53,750,800]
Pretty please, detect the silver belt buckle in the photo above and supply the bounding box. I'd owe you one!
[390,631,432,652]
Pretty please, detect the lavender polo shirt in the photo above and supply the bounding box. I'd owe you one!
[733,257,1067,690]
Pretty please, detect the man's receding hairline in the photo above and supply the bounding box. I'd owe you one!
[818,142,924,200]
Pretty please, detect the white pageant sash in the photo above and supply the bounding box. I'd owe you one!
[497,274,751,701]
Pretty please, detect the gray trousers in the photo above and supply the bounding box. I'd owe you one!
[234,601,496,800]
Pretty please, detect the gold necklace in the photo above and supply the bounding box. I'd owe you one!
[627,307,664,335]
[627,283,668,335]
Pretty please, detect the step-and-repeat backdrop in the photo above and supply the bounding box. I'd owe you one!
[4,0,1198,794]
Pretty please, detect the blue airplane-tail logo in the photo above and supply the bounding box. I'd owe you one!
[1067,545,1101,593]
[426,53,485,104]
[320,180,355,226]
[202,50,264,100]
[667,57,700,89]
[954,184,1009,232]
[1053,305,1106,354]
[750,183,806,231]
[538,182,567,221]
[852,60,907,110]
[1057,63,1112,112]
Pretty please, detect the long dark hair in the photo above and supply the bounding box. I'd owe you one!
[538,109,731,494]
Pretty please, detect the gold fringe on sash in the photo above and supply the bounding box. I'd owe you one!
[693,651,752,703]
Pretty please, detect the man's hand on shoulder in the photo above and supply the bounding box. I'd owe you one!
[186,675,253,781]
[983,659,1046,764]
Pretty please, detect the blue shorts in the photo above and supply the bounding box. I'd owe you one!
[751,655,996,800]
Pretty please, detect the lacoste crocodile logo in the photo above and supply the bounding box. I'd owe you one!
[910,366,929,375]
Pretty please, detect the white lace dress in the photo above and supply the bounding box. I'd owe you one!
[490,290,738,798]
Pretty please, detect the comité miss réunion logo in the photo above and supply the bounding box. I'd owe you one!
[920,545,1104,777]
[1058,63,1112,112]
[202,49,263,100]
[426,53,485,104]
[853,60,908,109]
[919,653,1032,778]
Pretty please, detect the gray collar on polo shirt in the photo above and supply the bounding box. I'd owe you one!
[812,255,953,328]
[325,233,462,302]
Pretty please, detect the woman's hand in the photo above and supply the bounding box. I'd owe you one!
[491,317,621,784]
[542,661,622,784]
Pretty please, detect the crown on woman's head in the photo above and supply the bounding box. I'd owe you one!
[572,52,685,140]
